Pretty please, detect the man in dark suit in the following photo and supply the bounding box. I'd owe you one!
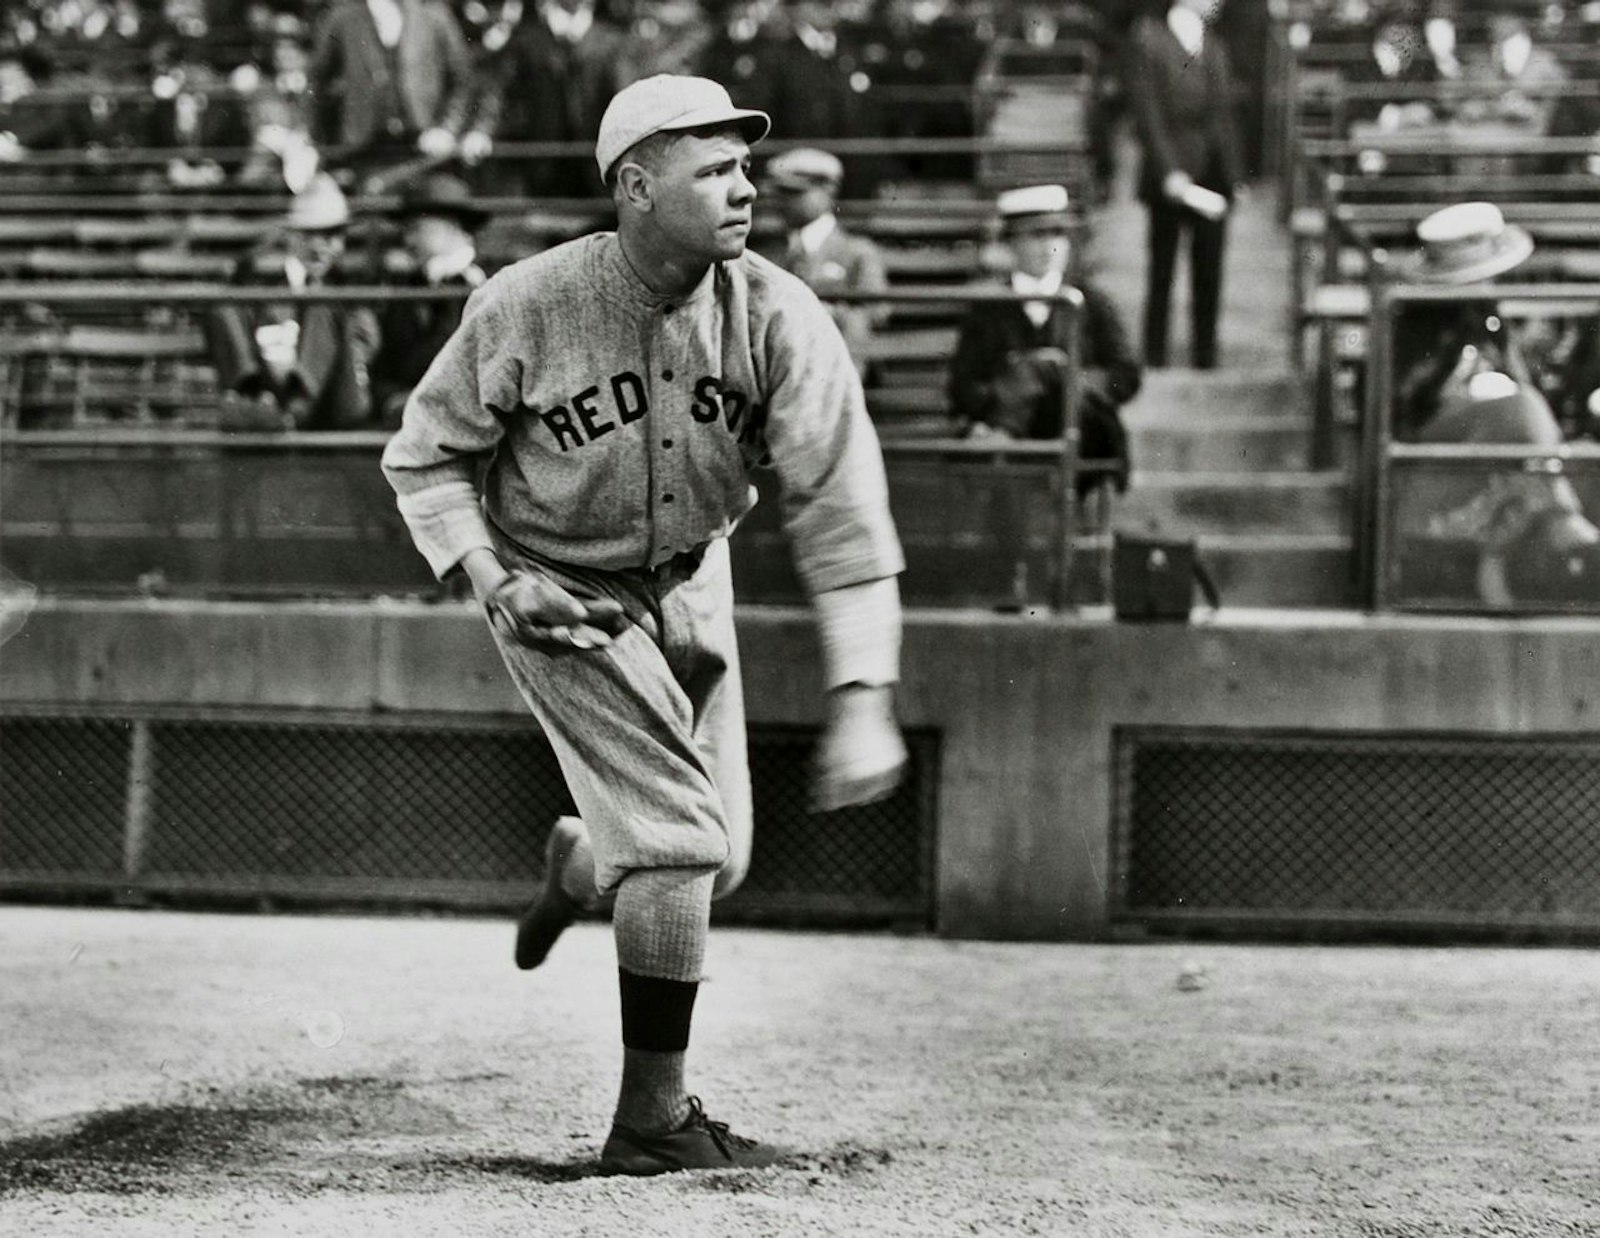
[204,174,381,431]
[948,183,1142,496]
[370,173,489,425]
[308,0,474,182]
[461,0,627,198]
[1122,0,1246,370]
[761,146,888,379]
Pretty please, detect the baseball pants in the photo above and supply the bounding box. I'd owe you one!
[486,533,753,900]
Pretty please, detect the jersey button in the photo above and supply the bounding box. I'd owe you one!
[662,493,675,503]
[662,369,674,381]
[661,437,674,448]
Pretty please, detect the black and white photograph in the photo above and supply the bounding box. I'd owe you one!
[3,0,1600,1232]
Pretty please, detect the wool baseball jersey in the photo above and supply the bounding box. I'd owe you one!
[380,232,903,597]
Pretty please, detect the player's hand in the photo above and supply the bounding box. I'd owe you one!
[483,569,628,653]
[811,684,907,813]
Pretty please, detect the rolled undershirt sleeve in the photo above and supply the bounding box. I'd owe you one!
[814,576,902,690]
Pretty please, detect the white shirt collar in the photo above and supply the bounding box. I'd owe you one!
[1167,5,1205,58]
[284,254,309,293]
[795,212,838,255]
[1010,267,1063,327]
[367,0,404,48]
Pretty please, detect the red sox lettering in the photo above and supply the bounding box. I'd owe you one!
[536,371,767,452]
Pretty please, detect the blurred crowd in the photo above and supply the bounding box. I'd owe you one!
[0,0,1151,194]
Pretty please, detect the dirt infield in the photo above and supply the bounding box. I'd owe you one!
[2,906,1598,1236]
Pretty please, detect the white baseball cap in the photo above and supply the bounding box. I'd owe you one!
[595,74,770,180]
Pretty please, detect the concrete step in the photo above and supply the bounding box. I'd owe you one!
[1131,368,1309,422]
[1128,415,1313,472]
[1114,471,1350,536]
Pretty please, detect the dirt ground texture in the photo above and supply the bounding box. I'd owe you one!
[2,907,1599,1237]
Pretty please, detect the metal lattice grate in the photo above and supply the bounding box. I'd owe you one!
[147,721,570,883]
[1115,729,1600,926]
[740,727,935,906]
[1,713,936,925]
[0,717,131,875]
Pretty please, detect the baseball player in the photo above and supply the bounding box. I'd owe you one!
[380,74,908,1175]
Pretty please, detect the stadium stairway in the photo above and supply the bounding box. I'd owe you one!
[1087,148,1357,609]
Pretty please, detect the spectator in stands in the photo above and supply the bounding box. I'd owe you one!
[1402,371,1600,607]
[235,10,320,190]
[308,0,475,189]
[760,146,887,379]
[1460,13,1569,135]
[370,172,488,425]
[948,183,1140,496]
[860,0,983,187]
[461,0,627,197]
[719,0,867,180]
[1393,201,1536,440]
[1122,0,1246,370]
[204,173,382,430]
[0,42,76,159]
[1345,19,1440,133]
[617,0,716,84]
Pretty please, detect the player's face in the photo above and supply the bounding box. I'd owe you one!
[649,131,758,264]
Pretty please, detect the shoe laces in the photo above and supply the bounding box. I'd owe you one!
[685,1096,758,1156]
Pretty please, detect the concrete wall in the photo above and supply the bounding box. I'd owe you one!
[6,599,1600,939]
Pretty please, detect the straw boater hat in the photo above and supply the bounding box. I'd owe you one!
[996,184,1072,235]
[1405,202,1534,284]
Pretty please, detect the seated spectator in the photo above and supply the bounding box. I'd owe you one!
[1346,19,1440,134]
[617,0,715,84]
[948,183,1141,496]
[1393,202,1536,440]
[204,173,381,430]
[1460,13,1569,135]
[234,10,320,191]
[1404,371,1600,608]
[0,42,75,159]
[760,147,887,380]
[461,0,626,197]
[309,0,474,190]
[370,172,488,425]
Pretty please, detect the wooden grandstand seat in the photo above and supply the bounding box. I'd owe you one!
[0,324,214,428]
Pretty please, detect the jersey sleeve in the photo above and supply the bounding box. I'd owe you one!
[758,285,905,596]
[380,282,522,577]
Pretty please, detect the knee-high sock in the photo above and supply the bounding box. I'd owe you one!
[611,866,716,1134]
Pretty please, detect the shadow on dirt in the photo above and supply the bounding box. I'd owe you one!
[0,1076,892,1198]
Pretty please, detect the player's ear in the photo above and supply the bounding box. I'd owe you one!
[615,161,653,213]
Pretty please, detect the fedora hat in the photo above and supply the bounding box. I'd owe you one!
[286,172,350,232]
[1404,202,1534,284]
[396,173,490,229]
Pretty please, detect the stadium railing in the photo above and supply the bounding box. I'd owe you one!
[1357,279,1600,613]
[0,283,1108,612]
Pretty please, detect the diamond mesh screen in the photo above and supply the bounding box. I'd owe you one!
[1,714,935,925]
[0,717,130,875]
[146,721,569,882]
[1115,729,1600,927]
